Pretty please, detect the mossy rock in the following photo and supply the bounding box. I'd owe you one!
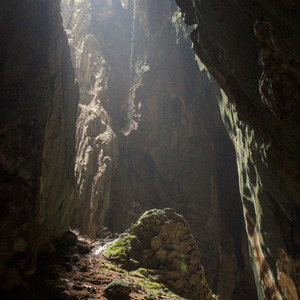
[104,208,217,300]
[131,269,180,298]
[103,280,131,299]
[104,235,135,267]
[145,294,156,300]
[103,209,169,266]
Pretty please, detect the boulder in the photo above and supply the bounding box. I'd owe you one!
[105,209,216,300]
[62,231,78,247]
[103,280,131,299]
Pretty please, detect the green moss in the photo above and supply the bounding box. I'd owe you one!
[140,209,161,218]
[104,279,130,289]
[103,280,131,298]
[130,268,180,298]
[140,278,179,297]
[131,268,150,278]
[100,263,181,298]
[104,234,135,259]
[130,209,162,232]
[101,262,127,274]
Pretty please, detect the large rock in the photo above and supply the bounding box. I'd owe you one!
[105,209,217,300]
[0,0,78,290]
[175,0,300,299]
[103,280,131,299]
[61,0,119,238]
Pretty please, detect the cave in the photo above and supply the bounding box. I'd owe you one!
[0,0,299,299]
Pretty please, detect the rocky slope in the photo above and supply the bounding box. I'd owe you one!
[0,0,78,290]
[11,212,215,300]
[61,0,256,298]
[175,0,300,299]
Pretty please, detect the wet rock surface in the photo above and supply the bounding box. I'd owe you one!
[105,209,217,300]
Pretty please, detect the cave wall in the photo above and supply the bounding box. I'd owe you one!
[2,0,297,298]
[0,0,78,289]
[175,0,300,299]
[61,0,256,298]
[61,0,120,238]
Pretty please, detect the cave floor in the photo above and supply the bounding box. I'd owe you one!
[23,235,186,300]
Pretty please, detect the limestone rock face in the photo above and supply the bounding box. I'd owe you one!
[0,0,78,290]
[61,0,119,237]
[61,0,256,298]
[106,209,217,300]
[175,0,300,299]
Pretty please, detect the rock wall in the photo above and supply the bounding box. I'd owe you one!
[175,0,300,299]
[1,0,299,298]
[61,0,119,237]
[0,0,78,290]
[61,0,256,298]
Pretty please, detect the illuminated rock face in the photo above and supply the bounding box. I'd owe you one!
[175,0,300,299]
[61,0,120,237]
[61,0,256,298]
[0,0,78,289]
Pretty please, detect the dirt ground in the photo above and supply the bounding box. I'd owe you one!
[31,235,187,300]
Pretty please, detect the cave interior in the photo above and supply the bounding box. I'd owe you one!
[0,0,299,299]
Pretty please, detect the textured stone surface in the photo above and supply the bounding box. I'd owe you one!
[105,209,217,300]
[175,0,300,299]
[61,0,119,238]
[61,0,256,298]
[3,0,299,299]
[103,280,131,299]
[0,0,78,290]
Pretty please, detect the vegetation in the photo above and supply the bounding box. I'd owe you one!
[104,234,134,257]
[130,268,180,298]
[105,209,161,259]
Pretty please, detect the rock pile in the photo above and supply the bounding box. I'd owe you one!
[105,209,217,300]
